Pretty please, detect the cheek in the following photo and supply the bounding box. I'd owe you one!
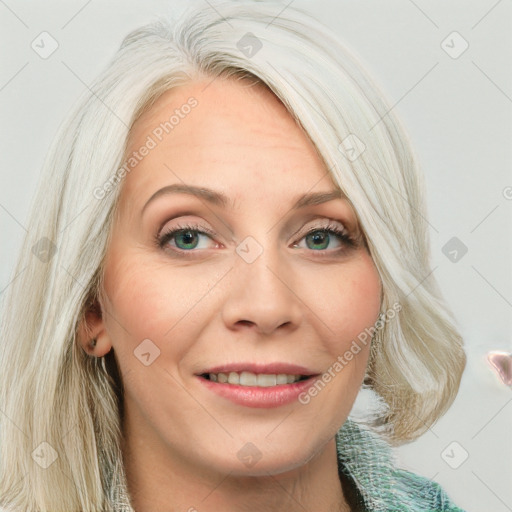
[102,252,204,349]
[103,259,163,339]
[101,249,228,375]
[315,254,381,354]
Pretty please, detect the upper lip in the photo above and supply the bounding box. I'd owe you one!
[198,363,319,376]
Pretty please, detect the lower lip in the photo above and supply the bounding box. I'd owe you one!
[196,375,319,408]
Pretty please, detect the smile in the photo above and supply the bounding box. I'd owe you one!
[203,371,307,386]
[197,366,319,408]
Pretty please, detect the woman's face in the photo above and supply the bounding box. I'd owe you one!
[94,77,381,477]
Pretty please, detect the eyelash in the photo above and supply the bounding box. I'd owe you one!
[154,221,358,258]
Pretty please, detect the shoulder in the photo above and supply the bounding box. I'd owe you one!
[336,419,467,512]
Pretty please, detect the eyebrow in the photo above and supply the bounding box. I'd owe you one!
[141,183,346,215]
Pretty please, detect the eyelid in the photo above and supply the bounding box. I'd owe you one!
[156,213,236,244]
[295,217,349,236]
[157,215,349,241]
[157,216,214,237]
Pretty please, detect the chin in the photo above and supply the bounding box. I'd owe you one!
[199,435,326,478]
[226,452,315,478]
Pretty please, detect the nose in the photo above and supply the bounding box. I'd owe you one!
[221,244,303,337]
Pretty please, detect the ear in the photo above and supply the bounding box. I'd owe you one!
[77,298,113,357]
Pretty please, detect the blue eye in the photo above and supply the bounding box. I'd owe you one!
[156,223,216,252]
[155,221,358,256]
[299,225,355,251]
[176,230,200,250]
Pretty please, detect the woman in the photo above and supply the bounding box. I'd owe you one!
[0,1,467,510]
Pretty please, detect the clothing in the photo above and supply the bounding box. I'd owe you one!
[335,419,466,511]
[111,419,466,511]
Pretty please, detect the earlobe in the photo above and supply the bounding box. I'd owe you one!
[77,300,113,357]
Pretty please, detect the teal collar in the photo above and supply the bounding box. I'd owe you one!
[336,418,394,511]
[335,419,465,512]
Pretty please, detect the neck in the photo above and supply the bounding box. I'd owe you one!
[122,424,351,512]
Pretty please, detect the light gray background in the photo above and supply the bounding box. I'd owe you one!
[1,1,511,511]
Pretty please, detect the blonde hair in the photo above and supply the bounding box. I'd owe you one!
[0,1,465,510]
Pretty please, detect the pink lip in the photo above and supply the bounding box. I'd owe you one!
[197,375,318,408]
[199,362,317,375]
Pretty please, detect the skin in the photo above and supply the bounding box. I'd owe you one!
[80,76,382,512]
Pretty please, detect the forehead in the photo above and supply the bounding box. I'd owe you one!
[128,77,319,153]
[118,77,337,213]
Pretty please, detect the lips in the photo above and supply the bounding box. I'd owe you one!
[197,362,317,386]
[195,362,320,408]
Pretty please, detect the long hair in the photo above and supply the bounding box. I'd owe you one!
[0,1,465,509]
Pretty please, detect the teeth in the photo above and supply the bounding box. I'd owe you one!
[240,371,257,386]
[257,374,276,387]
[208,371,304,387]
[228,372,240,385]
[277,374,288,385]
